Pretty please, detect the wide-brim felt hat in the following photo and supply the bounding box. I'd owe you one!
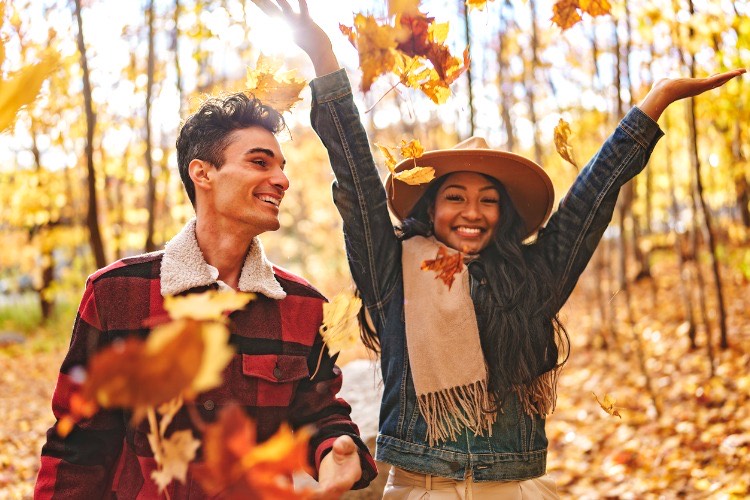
[386,136,554,238]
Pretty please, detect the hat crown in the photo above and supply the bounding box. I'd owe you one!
[452,136,490,150]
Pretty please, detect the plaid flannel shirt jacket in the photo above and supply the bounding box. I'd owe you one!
[35,221,377,499]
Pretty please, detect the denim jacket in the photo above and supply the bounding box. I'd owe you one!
[310,69,663,481]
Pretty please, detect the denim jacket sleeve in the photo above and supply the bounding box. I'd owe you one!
[309,69,400,329]
[537,106,664,307]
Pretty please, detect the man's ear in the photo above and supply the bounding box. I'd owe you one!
[189,159,212,192]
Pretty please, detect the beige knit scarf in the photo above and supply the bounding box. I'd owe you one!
[402,236,560,446]
[402,236,494,445]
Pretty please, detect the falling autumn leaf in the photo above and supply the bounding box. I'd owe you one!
[579,0,612,17]
[245,54,307,113]
[194,404,313,500]
[554,118,579,169]
[465,0,495,10]
[164,290,255,321]
[319,292,363,356]
[76,318,233,422]
[149,428,201,492]
[552,0,611,30]
[340,14,401,92]
[593,392,622,418]
[0,53,58,133]
[421,246,464,289]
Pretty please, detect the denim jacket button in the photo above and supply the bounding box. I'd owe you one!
[449,462,462,472]
[203,399,215,411]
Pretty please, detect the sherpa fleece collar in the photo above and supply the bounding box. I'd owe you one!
[160,218,287,300]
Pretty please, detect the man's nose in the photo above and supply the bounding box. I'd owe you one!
[272,167,290,192]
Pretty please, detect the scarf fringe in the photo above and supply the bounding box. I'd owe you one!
[418,370,560,446]
[417,380,495,446]
[514,368,560,417]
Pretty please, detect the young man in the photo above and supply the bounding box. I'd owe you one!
[34,92,377,498]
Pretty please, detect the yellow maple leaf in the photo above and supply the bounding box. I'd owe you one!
[190,322,234,394]
[148,428,201,492]
[593,392,622,418]
[376,143,399,173]
[164,290,255,321]
[428,22,450,45]
[553,118,578,169]
[399,138,425,159]
[245,54,306,113]
[319,292,362,355]
[0,54,58,133]
[394,166,436,185]
[579,0,612,17]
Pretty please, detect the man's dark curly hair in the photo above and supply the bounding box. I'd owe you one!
[175,92,285,207]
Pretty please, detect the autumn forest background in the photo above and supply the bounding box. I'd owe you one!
[1,0,749,498]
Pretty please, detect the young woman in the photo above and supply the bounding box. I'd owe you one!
[261,1,744,497]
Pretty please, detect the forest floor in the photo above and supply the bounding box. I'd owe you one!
[1,250,749,499]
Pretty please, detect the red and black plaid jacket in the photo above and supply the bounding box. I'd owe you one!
[35,252,377,499]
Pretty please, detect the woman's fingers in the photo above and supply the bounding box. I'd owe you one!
[251,0,282,17]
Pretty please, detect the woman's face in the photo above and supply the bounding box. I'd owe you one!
[430,172,500,254]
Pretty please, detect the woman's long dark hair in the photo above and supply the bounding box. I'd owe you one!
[396,175,570,412]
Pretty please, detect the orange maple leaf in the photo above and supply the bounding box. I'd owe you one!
[421,246,464,289]
[552,0,611,30]
[579,0,612,17]
[193,404,313,500]
[80,319,206,421]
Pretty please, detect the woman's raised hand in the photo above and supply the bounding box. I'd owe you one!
[638,68,746,121]
[252,0,339,76]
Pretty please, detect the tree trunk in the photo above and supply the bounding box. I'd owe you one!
[526,0,542,165]
[144,0,158,252]
[461,0,475,136]
[664,114,698,348]
[685,0,729,351]
[74,0,106,269]
[497,5,515,152]
[30,127,54,321]
[732,121,750,227]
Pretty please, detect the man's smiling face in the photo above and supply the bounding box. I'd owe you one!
[204,126,289,234]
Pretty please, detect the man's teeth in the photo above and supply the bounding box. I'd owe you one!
[258,195,279,206]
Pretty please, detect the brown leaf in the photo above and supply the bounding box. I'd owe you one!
[421,246,464,289]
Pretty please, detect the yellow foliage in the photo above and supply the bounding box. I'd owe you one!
[245,55,306,113]
[164,290,255,321]
[0,53,57,133]
[319,292,362,355]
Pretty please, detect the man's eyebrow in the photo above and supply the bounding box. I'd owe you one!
[245,147,286,164]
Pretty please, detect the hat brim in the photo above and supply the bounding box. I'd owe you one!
[386,149,554,238]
